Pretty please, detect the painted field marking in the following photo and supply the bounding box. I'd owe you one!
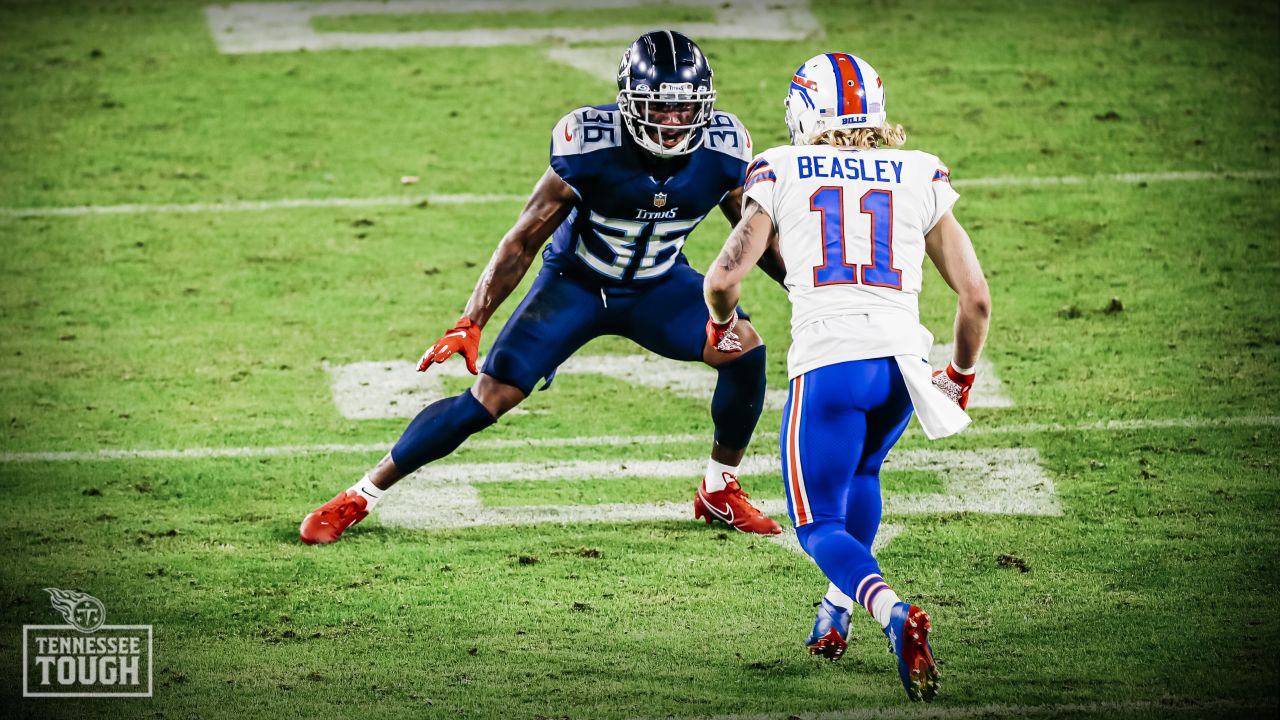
[0,194,524,218]
[956,169,1280,187]
[546,46,628,83]
[375,448,1061,533]
[5,170,1275,219]
[203,0,818,54]
[2,415,1276,464]
[326,344,1011,420]
[630,697,1279,720]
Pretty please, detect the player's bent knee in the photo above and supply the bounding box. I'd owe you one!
[736,319,763,349]
[472,374,526,418]
[795,518,844,557]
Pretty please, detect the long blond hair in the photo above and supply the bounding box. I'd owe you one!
[812,123,907,150]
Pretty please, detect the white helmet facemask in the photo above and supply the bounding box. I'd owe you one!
[618,82,716,157]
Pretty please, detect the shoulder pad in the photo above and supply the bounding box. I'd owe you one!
[908,150,952,184]
[703,111,753,162]
[750,145,790,167]
[744,146,788,191]
[551,106,623,158]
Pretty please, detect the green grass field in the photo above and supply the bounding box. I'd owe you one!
[1,0,1278,718]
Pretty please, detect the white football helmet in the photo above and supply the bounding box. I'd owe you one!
[784,53,887,145]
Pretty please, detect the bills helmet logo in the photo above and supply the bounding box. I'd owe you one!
[44,587,106,633]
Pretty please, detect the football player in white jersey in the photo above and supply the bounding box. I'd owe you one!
[702,52,991,702]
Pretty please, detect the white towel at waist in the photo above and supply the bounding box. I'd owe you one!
[895,354,971,440]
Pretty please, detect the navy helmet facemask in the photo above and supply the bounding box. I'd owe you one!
[617,30,716,158]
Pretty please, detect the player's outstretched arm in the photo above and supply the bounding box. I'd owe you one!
[704,198,776,336]
[418,167,576,373]
[720,187,786,288]
[925,208,991,373]
[462,167,577,326]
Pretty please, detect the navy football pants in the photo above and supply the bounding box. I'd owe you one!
[391,261,762,476]
[482,261,744,395]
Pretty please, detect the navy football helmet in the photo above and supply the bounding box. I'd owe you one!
[617,30,716,157]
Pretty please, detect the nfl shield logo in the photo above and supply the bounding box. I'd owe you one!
[653,193,667,208]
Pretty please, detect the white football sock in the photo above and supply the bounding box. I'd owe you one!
[823,582,855,611]
[870,587,903,629]
[348,475,385,510]
[702,459,740,493]
[856,574,904,629]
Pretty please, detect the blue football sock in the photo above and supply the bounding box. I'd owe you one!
[711,345,766,450]
[390,390,496,475]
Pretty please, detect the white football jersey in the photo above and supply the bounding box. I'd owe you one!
[743,144,959,378]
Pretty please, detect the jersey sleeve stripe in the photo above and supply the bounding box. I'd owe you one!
[744,170,776,191]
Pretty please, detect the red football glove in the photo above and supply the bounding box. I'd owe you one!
[932,362,976,410]
[706,315,742,354]
[418,316,482,374]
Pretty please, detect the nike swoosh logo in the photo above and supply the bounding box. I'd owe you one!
[564,125,573,141]
[699,490,734,524]
[442,331,467,340]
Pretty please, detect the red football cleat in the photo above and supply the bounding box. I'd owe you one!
[300,490,369,545]
[885,603,940,702]
[694,476,782,535]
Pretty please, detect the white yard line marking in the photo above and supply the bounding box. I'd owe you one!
[381,449,1060,515]
[547,47,627,83]
[4,170,1276,219]
[326,346,1010,420]
[203,0,818,54]
[629,698,1278,720]
[2,415,1276,464]
[960,414,1280,436]
[375,448,1060,531]
[328,354,728,420]
[0,194,524,218]
[953,168,1280,188]
[0,434,706,463]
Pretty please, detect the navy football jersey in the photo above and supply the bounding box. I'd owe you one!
[545,103,752,285]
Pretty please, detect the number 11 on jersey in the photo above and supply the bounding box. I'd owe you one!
[811,187,902,290]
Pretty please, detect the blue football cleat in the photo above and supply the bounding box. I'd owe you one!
[883,602,939,702]
[805,598,852,661]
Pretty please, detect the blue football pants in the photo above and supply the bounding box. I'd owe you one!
[780,358,914,595]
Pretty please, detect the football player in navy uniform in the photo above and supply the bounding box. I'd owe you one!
[301,31,786,544]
